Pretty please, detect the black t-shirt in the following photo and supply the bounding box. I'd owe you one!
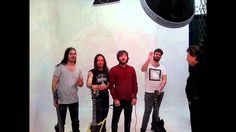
[90,69,110,97]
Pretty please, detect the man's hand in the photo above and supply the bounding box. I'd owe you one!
[131,98,137,106]
[53,100,59,108]
[76,78,83,87]
[91,85,99,92]
[53,92,59,108]
[148,52,153,60]
[114,99,120,107]
[98,83,107,90]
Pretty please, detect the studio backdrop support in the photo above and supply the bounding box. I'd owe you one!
[140,0,195,28]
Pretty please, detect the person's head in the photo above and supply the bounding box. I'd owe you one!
[187,45,205,66]
[94,54,109,72]
[153,48,163,62]
[59,47,77,65]
[116,50,129,65]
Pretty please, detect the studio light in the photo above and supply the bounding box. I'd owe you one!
[140,0,195,28]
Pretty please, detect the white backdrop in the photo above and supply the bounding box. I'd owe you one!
[30,0,195,131]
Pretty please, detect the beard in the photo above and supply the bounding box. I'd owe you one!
[97,63,104,69]
[118,59,128,65]
[68,59,76,64]
[153,57,160,62]
[69,57,76,62]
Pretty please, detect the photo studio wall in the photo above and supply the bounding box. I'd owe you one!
[30,0,205,131]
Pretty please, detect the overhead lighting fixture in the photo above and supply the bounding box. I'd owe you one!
[140,0,195,28]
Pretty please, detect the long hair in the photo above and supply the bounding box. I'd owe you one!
[56,47,76,66]
[94,54,109,73]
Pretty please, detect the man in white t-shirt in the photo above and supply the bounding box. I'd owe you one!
[140,48,167,132]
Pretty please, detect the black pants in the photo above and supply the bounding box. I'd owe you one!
[96,94,109,132]
[111,100,133,132]
[55,102,80,132]
[189,99,201,132]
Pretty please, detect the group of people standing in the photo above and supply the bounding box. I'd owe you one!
[51,45,206,132]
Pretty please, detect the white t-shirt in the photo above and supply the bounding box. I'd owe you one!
[144,63,166,93]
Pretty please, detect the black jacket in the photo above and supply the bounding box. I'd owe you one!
[185,63,207,103]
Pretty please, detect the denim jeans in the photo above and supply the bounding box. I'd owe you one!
[141,92,164,130]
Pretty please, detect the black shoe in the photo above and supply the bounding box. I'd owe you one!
[140,128,146,132]
[54,125,65,132]
[151,119,166,132]
[151,125,156,132]
[54,125,59,132]
[157,119,166,132]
